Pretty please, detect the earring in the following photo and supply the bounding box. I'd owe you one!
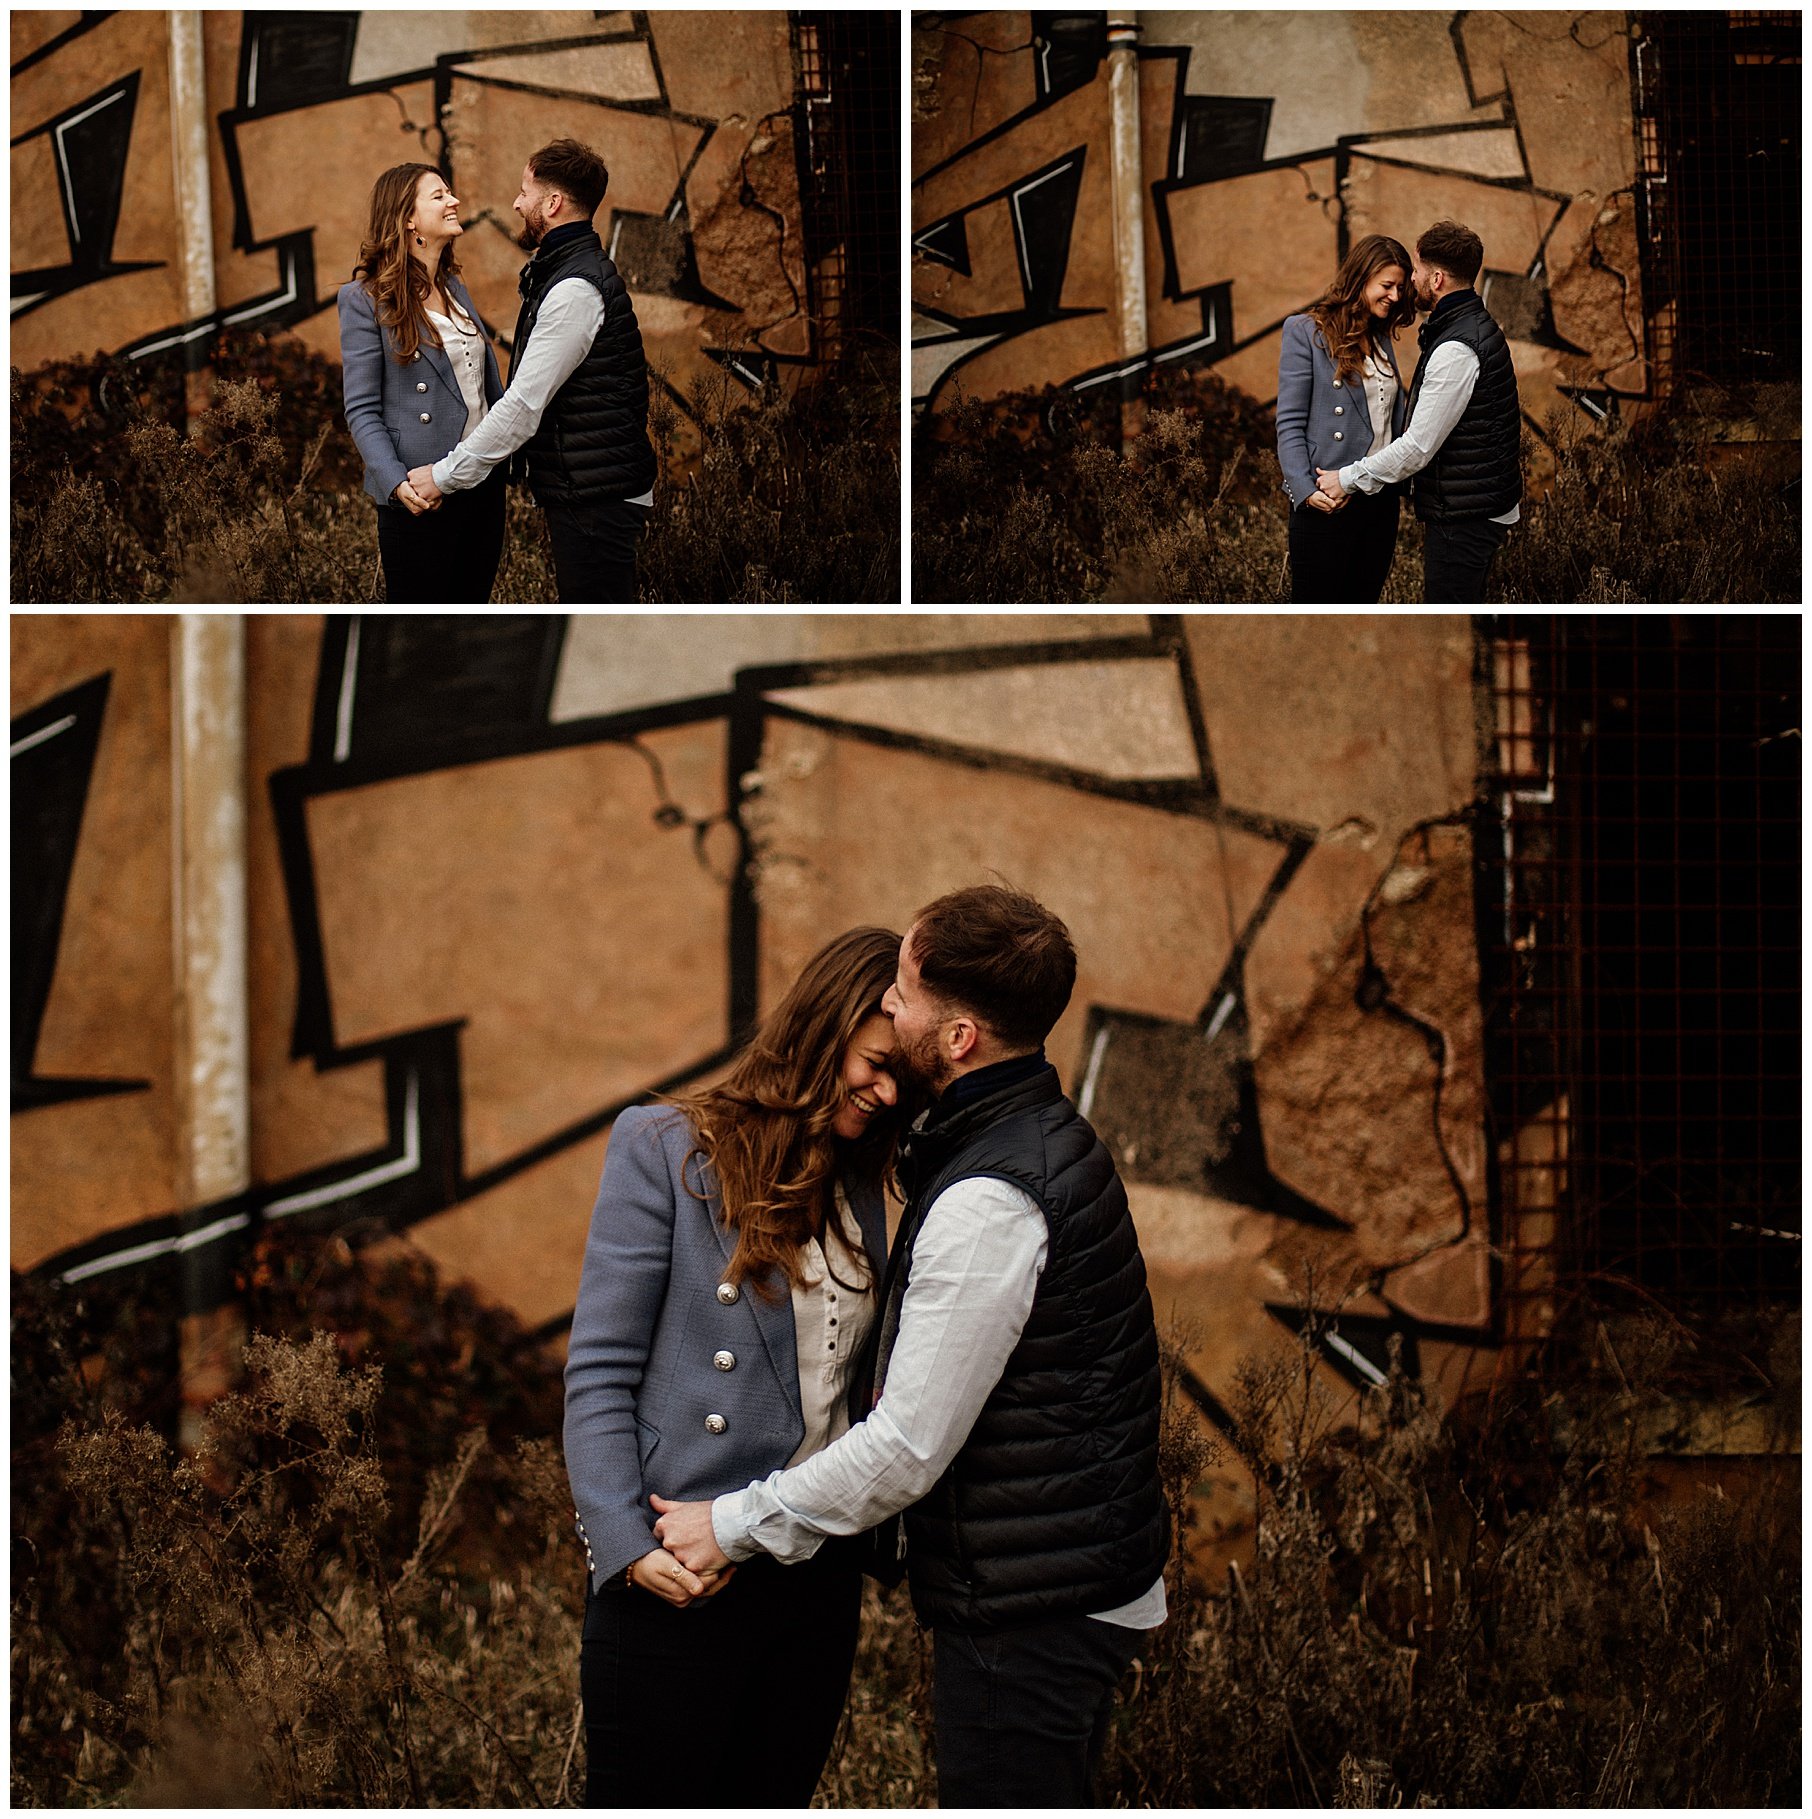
[414,233,425,247]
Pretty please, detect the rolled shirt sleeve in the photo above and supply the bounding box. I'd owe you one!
[431,276,603,494]
[710,1176,1049,1564]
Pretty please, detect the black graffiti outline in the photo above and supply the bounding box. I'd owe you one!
[10,70,164,324]
[916,20,1661,431]
[27,613,1507,1406]
[10,11,115,80]
[32,616,750,1299]
[913,145,1103,408]
[12,671,153,1113]
[69,12,807,389]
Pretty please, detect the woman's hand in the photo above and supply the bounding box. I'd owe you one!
[627,1545,734,1608]
[392,479,438,515]
[1305,489,1346,514]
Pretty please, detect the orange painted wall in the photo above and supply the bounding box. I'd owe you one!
[12,12,813,405]
[913,10,1647,440]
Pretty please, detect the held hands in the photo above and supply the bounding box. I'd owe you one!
[1315,466,1350,504]
[393,479,438,516]
[1305,490,1345,514]
[628,1543,734,1609]
[406,464,445,507]
[650,1493,731,1577]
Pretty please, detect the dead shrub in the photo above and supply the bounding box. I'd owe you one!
[11,1242,1797,1807]
[10,331,898,604]
[912,368,1800,605]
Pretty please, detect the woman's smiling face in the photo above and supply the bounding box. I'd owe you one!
[1365,264,1406,319]
[410,171,462,240]
[831,1012,899,1141]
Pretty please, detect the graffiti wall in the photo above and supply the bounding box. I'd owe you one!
[16,613,1567,1551]
[11,11,818,406]
[913,10,1649,444]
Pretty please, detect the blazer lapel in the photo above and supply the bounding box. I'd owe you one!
[700,1156,800,1411]
[418,335,461,407]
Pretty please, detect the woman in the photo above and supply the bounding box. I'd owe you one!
[339,163,506,604]
[1275,233,1416,603]
[564,927,914,1807]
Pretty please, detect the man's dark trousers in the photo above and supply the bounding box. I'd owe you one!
[544,498,649,603]
[1423,515,1510,602]
[932,1612,1145,1806]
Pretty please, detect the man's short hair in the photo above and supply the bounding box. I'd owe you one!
[1417,219,1484,286]
[909,885,1077,1051]
[528,138,610,216]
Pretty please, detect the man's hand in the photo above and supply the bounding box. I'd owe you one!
[651,1494,731,1575]
[393,479,435,515]
[1315,465,1348,502]
[407,464,444,506]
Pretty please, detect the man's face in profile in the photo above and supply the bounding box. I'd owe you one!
[882,930,953,1092]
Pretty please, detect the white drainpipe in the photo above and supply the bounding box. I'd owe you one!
[167,12,217,427]
[1105,12,1149,439]
[172,616,249,1452]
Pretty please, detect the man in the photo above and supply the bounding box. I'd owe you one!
[654,885,1169,1807]
[1316,218,1522,602]
[408,138,655,601]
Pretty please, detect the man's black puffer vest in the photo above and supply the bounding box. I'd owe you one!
[511,225,656,505]
[883,1061,1169,1632]
[1408,288,1522,522]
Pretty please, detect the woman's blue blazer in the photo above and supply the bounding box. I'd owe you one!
[337,274,504,507]
[1274,312,1409,512]
[562,1104,889,1592]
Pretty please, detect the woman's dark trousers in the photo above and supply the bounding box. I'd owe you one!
[375,466,506,604]
[580,1541,862,1807]
[1287,485,1398,603]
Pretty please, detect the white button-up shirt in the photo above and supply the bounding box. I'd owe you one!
[1340,338,1521,524]
[712,1172,1167,1630]
[424,302,489,441]
[786,1184,876,1468]
[431,276,655,506]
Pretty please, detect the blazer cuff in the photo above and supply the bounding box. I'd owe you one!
[370,459,408,506]
[582,1503,661,1591]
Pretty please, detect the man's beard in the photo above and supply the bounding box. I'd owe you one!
[515,206,547,251]
[893,1025,953,1095]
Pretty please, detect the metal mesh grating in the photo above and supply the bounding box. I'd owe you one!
[1479,615,1801,1323]
[792,12,899,355]
[1632,12,1801,391]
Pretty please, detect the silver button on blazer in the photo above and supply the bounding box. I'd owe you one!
[1273,311,1409,511]
[337,274,505,509]
[562,1104,889,1594]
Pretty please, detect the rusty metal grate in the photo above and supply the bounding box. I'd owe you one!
[1631,12,1801,391]
[792,12,899,354]
[1478,615,1801,1326]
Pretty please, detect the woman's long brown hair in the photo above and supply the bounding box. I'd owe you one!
[352,162,464,366]
[1306,233,1416,383]
[668,926,914,1300]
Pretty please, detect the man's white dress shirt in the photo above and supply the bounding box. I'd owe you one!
[430,276,655,505]
[712,1173,1168,1630]
[1339,338,1520,525]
